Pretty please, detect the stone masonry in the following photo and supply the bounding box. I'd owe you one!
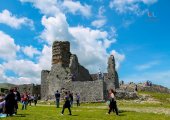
[41,41,119,102]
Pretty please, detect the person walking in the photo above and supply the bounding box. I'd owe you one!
[61,92,72,115]
[107,89,119,115]
[76,93,80,107]
[55,90,60,108]
[33,95,38,106]
[5,89,15,116]
[69,92,73,107]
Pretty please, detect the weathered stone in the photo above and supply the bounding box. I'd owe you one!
[41,41,120,102]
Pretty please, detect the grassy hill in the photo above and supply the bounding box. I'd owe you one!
[0,83,15,89]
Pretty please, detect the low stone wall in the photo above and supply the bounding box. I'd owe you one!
[72,80,104,102]
[116,90,138,100]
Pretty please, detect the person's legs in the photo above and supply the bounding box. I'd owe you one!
[61,106,65,114]
[108,105,113,114]
[56,99,59,108]
[22,102,24,110]
[78,100,80,106]
[76,100,78,107]
[68,107,72,115]
[114,101,119,115]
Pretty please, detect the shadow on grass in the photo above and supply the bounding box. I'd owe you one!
[71,114,78,116]
[13,113,29,117]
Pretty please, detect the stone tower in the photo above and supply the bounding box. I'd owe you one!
[52,41,70,67]
[106,55,119,89]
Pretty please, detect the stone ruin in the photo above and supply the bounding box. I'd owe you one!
[41,41,120,102]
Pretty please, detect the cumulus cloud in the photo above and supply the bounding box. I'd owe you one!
[40,14,118,73]
[109,0,157,15]
[0,9,34,29]
[40,14,73,44]
[91,19,107,28]
[22,46,40,58]
[62,0,91,17]
[20,0,61,16]
[110,50,125,69]
[38,45,52,70]
[0,31,20,60]
[0,0,125,85]
[69,26,116,73]
[3,60,41,78]
[91,6,107,28]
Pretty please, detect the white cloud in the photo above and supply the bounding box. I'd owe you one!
[38,45,52,70]
[69,26,117,73]
[91,19,107,28]
[0,59,41,84]
[0,9,34,29]
[122,70,170,88]
[0,31,20,60]
[62,0,91,17]
[109,0,157,15]
[3,60,41,78]
[110,50,125,69]
[20,0,61,16]
[22,46,40,58]
[40,14,73,45]
[135,61,160,71]
[91,6,107,28]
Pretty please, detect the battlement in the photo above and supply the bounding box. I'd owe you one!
[52,41,70,67]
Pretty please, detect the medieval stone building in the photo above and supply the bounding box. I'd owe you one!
[41,41,119,102]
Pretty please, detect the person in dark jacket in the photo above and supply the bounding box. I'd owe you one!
[5,89,15,116]
[61,92,72,115]
[55,90,60,108]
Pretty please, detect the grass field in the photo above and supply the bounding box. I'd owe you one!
[1,91,170,120]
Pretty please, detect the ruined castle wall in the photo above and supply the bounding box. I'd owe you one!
[41,70,50,99]
[72,80,104,102]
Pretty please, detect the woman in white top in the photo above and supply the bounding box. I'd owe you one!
[108,89,119,115]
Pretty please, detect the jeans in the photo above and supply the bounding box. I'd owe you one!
[56,99,60,108]
[22,101,27,110]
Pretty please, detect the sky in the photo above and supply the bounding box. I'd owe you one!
[0,0,170,88]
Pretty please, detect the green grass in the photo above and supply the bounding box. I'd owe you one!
[1,102,170,120]
[138,91,170,103]
[2,91,170,120]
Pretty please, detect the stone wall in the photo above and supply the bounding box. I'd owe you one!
[72,80,104,102]
[41,70,50,99]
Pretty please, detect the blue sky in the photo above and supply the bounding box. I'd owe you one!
[0,0,170,88]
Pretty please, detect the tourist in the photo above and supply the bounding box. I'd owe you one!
[28,94,33,106]
[21,92,28,110]
[107,89,119,115]
[5,89,15,116]
[69,91,73,107]
[55,90,60,108]
[33,94,38,106]
[13,87,21,114]
[61,92,72,115]
[76,93,80,107]
[0,94,5,114]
